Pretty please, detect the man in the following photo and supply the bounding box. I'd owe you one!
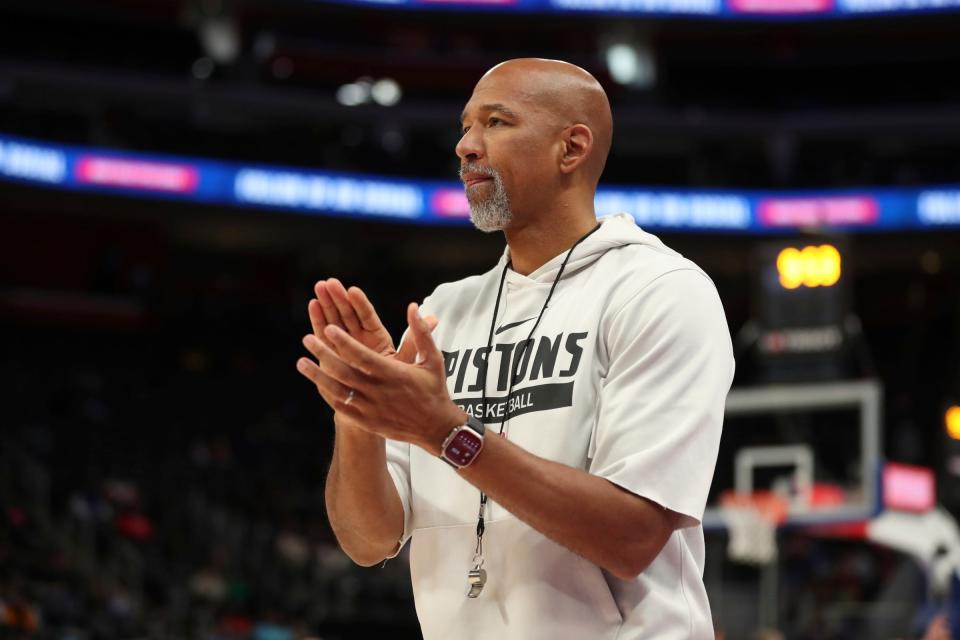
[297,58,734,639]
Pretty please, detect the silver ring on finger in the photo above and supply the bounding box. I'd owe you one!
[344,388,356,405]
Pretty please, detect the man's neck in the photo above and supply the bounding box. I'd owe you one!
[503,212,598,276]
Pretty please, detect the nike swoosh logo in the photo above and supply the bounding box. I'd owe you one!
[494,316,537,335]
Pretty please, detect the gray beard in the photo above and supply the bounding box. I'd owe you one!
[463,169,513,233]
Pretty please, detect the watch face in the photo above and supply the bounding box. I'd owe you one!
[445,430,483,467]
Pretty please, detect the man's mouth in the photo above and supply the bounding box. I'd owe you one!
[460,170,494,188]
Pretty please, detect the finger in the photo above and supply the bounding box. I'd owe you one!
[314,281,343,329]
[324,325,393,378]
[327,278,363,334]
[303,334,374,390]
[297,358,369,415]
[396,315,438,364]
[308,300,333,347]
[347,286,385,333]
[406,303,443,372]
[296,357,353,404]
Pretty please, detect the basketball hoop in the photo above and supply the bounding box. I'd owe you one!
[719,490,789,565]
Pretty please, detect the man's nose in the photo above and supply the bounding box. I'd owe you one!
[456,129,483,162]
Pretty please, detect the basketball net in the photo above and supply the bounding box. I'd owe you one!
[719,490,789,565]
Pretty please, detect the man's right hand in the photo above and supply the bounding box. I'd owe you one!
[302,278,437,425]
[309,278,396,357]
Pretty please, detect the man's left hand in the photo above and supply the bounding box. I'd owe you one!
[302,301,467,454]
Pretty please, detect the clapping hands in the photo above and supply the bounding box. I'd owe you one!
[298,279,462,452]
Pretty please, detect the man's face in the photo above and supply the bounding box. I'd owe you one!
[456,69,559,232]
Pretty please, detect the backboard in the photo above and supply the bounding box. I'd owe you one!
[703,380,883,531]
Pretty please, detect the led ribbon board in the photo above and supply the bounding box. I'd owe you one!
[317,0,960,18]
[2,133,960,233]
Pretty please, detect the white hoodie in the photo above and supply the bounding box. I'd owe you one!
[385,214,734,639]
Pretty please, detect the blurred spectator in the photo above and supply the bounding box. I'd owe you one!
[0,592,40,635]
[921,614,951,640]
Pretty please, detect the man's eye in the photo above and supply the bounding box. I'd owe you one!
[461,126,470,135]
[488,117,503,127]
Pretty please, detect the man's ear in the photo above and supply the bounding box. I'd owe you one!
[559,124,594,174]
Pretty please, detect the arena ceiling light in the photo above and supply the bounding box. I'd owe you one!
[199,16,240,65]
[371,79,402,107]
[186,0,240,76]
[605,41,655,89]
[336,78,403,107]
[336,80,370,107]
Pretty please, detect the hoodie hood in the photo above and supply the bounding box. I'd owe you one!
[498,213,681,285]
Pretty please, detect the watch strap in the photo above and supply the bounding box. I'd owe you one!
[463,414,485,436]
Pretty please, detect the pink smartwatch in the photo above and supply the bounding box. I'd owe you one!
[439,415,486,469]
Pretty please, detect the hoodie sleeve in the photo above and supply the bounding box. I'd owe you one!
[588,268,734,527]
[383,439,412,557]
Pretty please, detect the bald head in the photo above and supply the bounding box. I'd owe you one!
[472,58,613,184]
[456,58,614,231]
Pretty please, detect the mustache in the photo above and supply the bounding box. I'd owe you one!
[458,163,499,181]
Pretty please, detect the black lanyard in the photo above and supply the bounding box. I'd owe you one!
[472,222,602,559]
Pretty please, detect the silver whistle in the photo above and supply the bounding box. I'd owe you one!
[467,555,486,598]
